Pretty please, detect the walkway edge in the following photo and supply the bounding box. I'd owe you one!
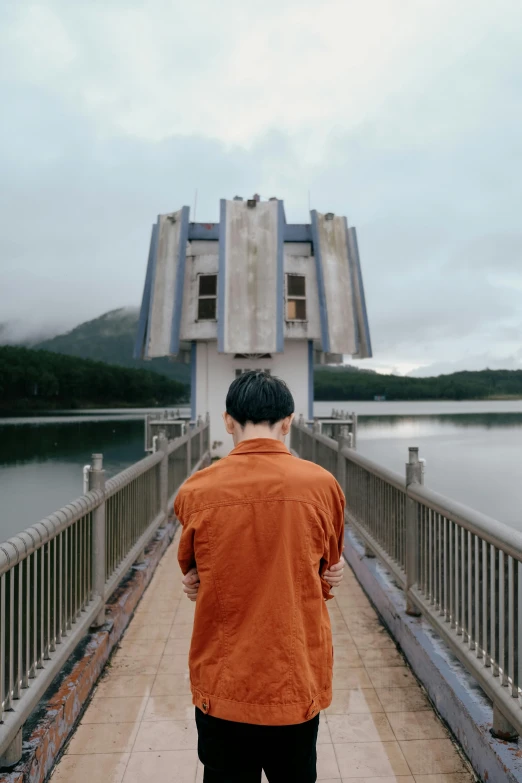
[0,520,179,783]
[344,524,522,783]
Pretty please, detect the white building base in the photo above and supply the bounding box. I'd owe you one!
[194,341,310,457]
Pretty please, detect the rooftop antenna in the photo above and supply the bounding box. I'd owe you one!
[308,190,311,213]
[193,189,198,223]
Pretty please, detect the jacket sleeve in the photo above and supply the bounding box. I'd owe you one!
[175,489,197,575]
[319,480,346,601]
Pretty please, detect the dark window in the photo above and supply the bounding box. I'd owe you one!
[199,275,217,296]
[286,274,307,321]
[197,274,217,320]
[287,275,306,297]
[198,298,216,320]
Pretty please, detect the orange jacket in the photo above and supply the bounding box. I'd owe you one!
[175,438,345,726]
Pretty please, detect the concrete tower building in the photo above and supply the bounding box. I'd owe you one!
[135,196,372,456]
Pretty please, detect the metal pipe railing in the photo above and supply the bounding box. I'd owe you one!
[0,419,210,767]
[291,420,522,741]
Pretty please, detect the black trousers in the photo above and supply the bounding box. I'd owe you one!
[195,707,320,783]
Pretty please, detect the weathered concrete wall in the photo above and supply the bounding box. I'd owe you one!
[221,200,279,354]
[347,227,372,359]
[344,525,522,783]
[147,209,188,358]
[311,211,358,356]
[180,238,321,346]
[195,341,309,457]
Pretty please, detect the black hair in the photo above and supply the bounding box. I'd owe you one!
[226,371,295,427]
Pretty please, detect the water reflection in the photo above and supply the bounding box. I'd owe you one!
[0,420,146,542]
[357,413,522,532]
[361,413,522,431]
[2,406,522,541]
[0,420,144,468]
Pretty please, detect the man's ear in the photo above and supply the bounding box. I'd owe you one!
[222,411,236,435]
[281,413,295,436]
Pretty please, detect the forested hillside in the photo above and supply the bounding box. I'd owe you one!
[34,308,191,384]
[314,367,522,401]
[0,346,188,411]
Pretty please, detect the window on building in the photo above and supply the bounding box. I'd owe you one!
[286,274,307,321]
[197,274,217,320]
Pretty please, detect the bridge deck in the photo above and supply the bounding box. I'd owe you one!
[51,529,472,782]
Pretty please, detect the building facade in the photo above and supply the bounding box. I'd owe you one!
[135,196,372,456]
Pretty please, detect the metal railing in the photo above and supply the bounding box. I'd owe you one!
[0,419,209,767]
[291,420,522,741]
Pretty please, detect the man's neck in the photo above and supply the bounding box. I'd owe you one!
[235,424,284,444]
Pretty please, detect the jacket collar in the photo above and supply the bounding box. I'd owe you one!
[229,438,291,456]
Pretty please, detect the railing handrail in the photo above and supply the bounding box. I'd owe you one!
[408,482,522,561]
[340,445,406,492]
[295,420,522,558]
[105,449,163,498]
[0,489,104,576]
[0,421,209,567]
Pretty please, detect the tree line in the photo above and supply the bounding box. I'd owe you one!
[0,346,188,411]
[314,367,522,401]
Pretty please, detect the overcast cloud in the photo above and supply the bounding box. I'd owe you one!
[1,0,522,375]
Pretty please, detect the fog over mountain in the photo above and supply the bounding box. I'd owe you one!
[2,0,522,376]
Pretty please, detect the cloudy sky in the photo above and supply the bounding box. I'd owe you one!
[1,0,522,375]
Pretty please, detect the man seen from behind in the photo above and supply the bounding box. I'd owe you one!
[175,371,345,782]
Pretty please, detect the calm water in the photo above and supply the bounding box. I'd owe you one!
[1,401,522,542]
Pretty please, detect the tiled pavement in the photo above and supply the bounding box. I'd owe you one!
[51,529,474,782]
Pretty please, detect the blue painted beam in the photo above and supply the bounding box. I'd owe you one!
[143,220,160,360]
[308,340,314,421]
[169,206,191,356]
[188,223,220,241]
[276,201,285,353]
[310,210,331,353]
[284,224,313,243]
[190,342,197,420]
[217,200,227,353]
[133,223,156,359]
[187,222,312,243]
[344,217,361,357]
[349,227,373,359]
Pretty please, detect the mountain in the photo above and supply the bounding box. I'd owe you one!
[33,308,192,384]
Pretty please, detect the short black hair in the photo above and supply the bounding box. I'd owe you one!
[226,371,295,426]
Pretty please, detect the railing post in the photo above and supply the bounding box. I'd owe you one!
[312,420,320,464]
[187,428,192,477]
[351,412,357,449]
[337,435,350,493]
[0,728,22,769]
[492,703,519,741]
[89,454,106,628]
[198,415,204,459]
[405,447,423,617]
[158,431,169,526]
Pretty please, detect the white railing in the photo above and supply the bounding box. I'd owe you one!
[291,420,522,741]
[0,419,210,767]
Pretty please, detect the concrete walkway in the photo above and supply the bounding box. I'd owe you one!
[51,529,474,782]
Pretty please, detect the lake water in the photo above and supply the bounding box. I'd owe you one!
[1,401,522,542]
